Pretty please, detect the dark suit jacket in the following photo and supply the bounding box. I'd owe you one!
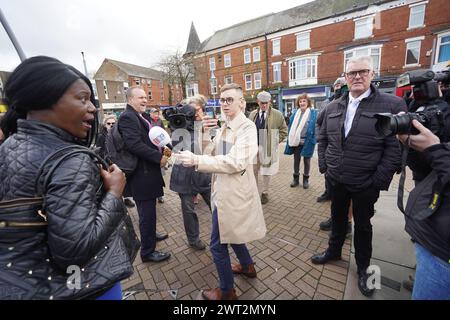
[118,105,164,200]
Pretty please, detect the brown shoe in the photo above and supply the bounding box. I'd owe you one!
[201,288,237,300]
[231,263,257,278]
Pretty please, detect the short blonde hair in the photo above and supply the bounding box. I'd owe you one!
[220,83,243,96]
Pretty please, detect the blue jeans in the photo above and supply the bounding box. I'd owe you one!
[210,208,253,293]
[413,243,450,300]
[96,283,122,300]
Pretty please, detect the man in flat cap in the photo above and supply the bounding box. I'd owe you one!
[249,91,288,204]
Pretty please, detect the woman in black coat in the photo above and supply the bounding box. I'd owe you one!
[0,56,136,300]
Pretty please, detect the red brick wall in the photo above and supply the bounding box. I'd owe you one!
[192,0,450,92]
[194,40,268,99]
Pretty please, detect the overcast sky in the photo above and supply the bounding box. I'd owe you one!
[0,0,313,76]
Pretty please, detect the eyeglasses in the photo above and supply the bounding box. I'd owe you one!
[106,122,115,126]
[260,101,269,105]
[346,69,371,79]
[219,97,235,105]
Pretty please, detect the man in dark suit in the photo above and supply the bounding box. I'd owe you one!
[118,86,170,263]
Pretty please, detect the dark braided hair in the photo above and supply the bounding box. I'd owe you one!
[0,56,98,146]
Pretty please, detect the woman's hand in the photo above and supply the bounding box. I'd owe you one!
[100,164,126,198]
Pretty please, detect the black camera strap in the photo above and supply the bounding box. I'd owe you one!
[397,137,410,214]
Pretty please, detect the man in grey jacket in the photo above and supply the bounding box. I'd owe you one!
[169,104,212,250]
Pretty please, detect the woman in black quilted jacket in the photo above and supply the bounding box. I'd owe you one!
[0,56,136,300]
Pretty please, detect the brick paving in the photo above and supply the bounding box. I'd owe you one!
[121,146,353,300]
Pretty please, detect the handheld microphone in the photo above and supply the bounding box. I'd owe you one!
[149,126,173,150]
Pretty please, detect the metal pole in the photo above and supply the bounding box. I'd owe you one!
[81,51,89,77]
[0,8,26,62]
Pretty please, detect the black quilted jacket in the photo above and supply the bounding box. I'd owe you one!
[0,120,134,299]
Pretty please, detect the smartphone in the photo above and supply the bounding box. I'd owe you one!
[205,106,216,119]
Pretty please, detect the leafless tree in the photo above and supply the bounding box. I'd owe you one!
[155,50,196,103]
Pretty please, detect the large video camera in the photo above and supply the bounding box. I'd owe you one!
[162,104,196,131]
[375,68,450,138]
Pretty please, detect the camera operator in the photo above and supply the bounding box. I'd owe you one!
[406,70,450,183]
[168,103,212,250]
[397,120,450,300]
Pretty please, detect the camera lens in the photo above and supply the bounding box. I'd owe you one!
[170,115,186,129]
[375,113,398,137]
[395,114,413,135]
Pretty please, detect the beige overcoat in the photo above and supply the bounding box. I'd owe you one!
[196,112,267,244]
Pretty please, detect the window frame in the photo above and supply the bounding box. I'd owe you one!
[435,31,450,65]
[254,72,262,90]
[344,45,382,76]
[244,48,251,64]
[103,80,109,100]
[272,38,281,56]
[404,38,423,67]
[209,57,216,71]
[210,78,218,95]
[288,55,318,86]
[253,47,261,62]
[186,83,199,98]
[224,75,233,85]
[272,62,282,83]
[224,53,231,68]
[244,73,252,90]
[296,31,311,51]
[408,2,427,29]
[354,16,374,40]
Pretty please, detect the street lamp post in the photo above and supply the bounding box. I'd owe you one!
[0,8,26,61]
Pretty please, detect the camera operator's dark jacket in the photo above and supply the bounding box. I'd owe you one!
[407,98,450,182]
[170,129,211,195]
[405,143,450,263]
[0,120,134,299]
[119,105,164,200]
[318,84,407,191]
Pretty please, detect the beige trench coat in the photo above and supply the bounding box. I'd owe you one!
[196,112,267,244]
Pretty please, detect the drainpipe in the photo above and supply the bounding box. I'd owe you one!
[264,34,270,88]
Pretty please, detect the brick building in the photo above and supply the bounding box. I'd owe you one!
[93,58,183,117]
[186,0,450,115]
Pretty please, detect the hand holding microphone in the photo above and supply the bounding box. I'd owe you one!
[149,126,174,167]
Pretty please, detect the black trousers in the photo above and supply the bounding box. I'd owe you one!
[135,198,157,258]
[327,181,380,273]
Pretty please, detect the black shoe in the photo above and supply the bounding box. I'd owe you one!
[142,251,171,263]
[260,193,269,205]
[358,270,375,297]
[189,239,206,250]
[124,198,135,208]
[157,197,164,204]
[317,192,330,203]
[319,217,332,231]
[156,233,168,242]
[310,250,341,265]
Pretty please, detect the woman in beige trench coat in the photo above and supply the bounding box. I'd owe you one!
[176,83,267,300]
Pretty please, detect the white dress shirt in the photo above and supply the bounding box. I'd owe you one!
[344,88,371,137]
